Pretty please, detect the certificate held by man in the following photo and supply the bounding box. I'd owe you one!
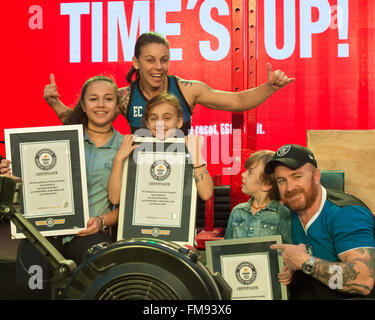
[220,252,273,300]
[205,236,288,300]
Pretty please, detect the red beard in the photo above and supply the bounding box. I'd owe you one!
[282,176,319,212]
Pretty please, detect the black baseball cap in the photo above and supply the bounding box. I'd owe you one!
[265,144,317,174]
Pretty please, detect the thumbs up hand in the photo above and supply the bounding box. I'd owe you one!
[43,73,60,106]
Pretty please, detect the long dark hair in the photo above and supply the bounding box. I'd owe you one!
[126,32,170,84]
[64,75,119,127]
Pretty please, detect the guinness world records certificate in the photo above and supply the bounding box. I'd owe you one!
[206,236,287,300]
[220,252,273,299]
[117,137,197,246]
[20,140,74,217]
[5,125,89,238]
[133,151,185,227]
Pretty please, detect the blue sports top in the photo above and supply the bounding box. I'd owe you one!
[126,75,192,135]
[292,186,375,262]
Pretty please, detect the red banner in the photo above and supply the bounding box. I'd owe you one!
[255,0,375,150]
[1,0,374,179]
[0,0,235,177]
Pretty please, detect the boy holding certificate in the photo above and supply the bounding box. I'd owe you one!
[224,150,292,244]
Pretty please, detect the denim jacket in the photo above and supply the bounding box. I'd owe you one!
[224,198,292,243]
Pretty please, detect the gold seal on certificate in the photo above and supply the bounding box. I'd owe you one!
[5,125,89,238]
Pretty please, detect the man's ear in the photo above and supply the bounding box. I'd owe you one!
[314,167,321,184]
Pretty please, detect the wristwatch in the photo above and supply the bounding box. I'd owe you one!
[302,256,316,275]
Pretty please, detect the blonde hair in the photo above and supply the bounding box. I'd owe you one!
[144,93,183,121]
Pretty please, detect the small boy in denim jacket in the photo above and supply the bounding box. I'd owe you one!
[224,150,291,243]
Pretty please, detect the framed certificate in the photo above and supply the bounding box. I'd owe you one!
[205,235,288,300]
[117,137,197,246]
[5,125,89,238]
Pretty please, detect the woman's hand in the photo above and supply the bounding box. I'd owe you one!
[266,63,295,92]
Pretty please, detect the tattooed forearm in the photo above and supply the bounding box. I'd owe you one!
[194,168,209,184]
[60,110,73,124]
[314,260,367,293]
[313,248,375,295]
[194,173,204,184]
[360,247,375,279]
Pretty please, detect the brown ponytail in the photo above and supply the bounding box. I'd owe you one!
[126,66,139,84]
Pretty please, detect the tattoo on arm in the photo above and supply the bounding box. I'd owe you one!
[313,247,375,295]
[119,87,131,114]
[179,80,194,88]
[60,110,73,124]
[178,79,213,91]
[194,169,208,184]
[366,247,375,279]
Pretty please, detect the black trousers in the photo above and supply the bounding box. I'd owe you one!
[15,232,112,299]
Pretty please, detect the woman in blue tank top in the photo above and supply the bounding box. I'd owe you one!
[44,32,294,135]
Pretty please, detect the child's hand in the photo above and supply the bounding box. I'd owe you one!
[115,134,138,162]
[0,159,12,175]
[0,159,21,181]
[278,266,294,285]
[43,73,60,106]
[185,134,205,165]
